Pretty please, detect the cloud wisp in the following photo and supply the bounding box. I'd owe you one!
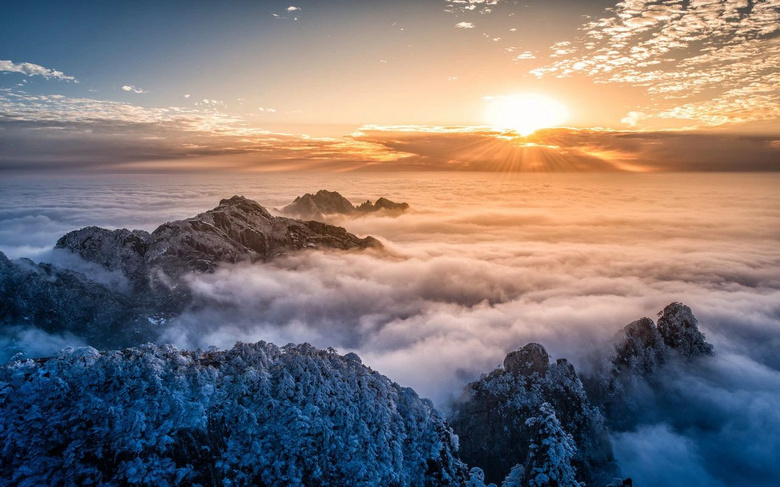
[121,85,147,94]
[0,60,78,82]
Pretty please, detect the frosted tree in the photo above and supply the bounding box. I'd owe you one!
[501,464,525,487]
[523,402,580,487]
[0,341,468,486]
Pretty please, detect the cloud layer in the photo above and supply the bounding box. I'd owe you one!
[0,60,78,82]
[1,171,779,485]
[1,89,778,173]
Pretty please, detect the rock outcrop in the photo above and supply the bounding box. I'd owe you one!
[582,303,715,430]
[58,195,380,285]
[356,197,410,213]
[503,342,549,377]
[1,196,380,350]
[449,343,617,486]
[656,302,713,357]
[281,190,408,221]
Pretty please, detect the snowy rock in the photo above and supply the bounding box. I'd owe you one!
[581,303,715,432]
[504,343,550,377]
[450,343,617,486]
[612,318,667,375]
[55,227,151,287]
[656,302,713,358]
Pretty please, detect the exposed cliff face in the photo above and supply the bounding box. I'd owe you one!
[281,190,409,221]
[1,196,380,350]
[449,343,618,487]
[582,303,715,430]
[656,302,713,358]
[0,341,467,487]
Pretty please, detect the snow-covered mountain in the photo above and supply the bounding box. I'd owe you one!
[0,303,717,486]
[0,342,466,486]
[1,196,380,350]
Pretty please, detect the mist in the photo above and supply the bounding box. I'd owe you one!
[1,171,779,485]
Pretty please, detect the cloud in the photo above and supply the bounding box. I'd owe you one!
[2,170,779,484]
[621,111,646,127]
[455,22,475,29]
[0,60,78,82]
[121,85,147,94]
[531,0,780,127]
[350,126,780,172]
[0,88,777,173]
[445,0,500,15]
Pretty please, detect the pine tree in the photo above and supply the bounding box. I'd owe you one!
[523,402,580,487]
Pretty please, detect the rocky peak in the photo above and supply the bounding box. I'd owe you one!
[55,227,151,284]
[282,190,356,220]
[216,195,273,219]
[504,343,550,377]
[657,302,714,357]
[281,189,409,221]
[57,196,379,284]
[42,196,381,344]
[612,317,667,373]
[360,197,410,212]
[451,342,616,486]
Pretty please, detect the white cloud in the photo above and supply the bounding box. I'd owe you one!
[121,85,147,94]
[621,111,646,127]
[287,6,300,12]
[532,0,780,127]
[513,51,535,61]
[455,22,475,29]
[0,60,77,82]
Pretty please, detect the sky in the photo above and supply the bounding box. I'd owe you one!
[1,0,779,171]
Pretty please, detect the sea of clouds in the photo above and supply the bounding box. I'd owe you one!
[1,171,779,485]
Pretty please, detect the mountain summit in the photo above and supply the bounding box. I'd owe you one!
[57,195,380,284]
[281,190,409,221]
[1,196,380,350]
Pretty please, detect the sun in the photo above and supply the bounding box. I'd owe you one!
[484,94,568,136]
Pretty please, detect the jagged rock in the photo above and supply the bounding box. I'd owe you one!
[1,196,382,350]
[612,317,667,375]
[504,343,550,377]
[449,343,617,486]
[581,303,715,431]
[657,302,713,357]
[59,195,380,284]
[0,341,468,486]
[356,197,410,213]
[55,227,151,288]
[281,190,409,221]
